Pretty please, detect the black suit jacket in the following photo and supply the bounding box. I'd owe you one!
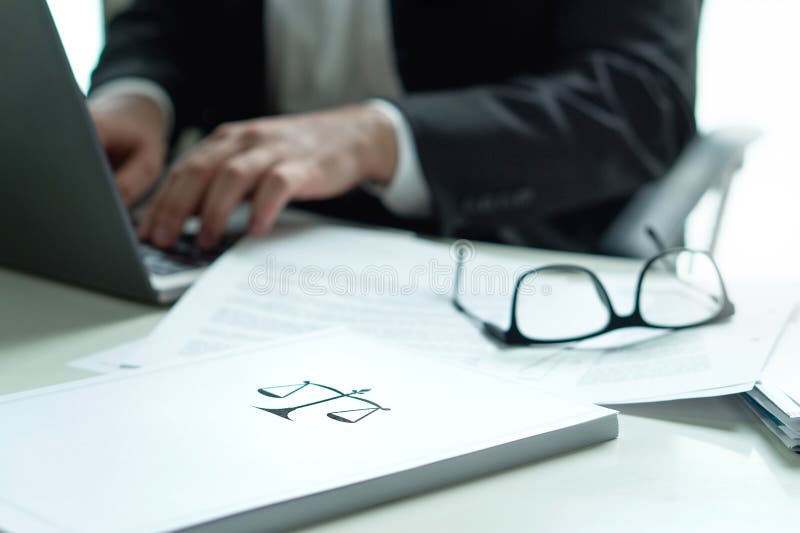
[91,0,700,252]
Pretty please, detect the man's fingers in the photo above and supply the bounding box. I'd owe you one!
[143,135,244,248]
[248,163,308,236]
[136,202,155,240]
[197,149,283,249]
[115,148,163,205]
[91,119,112,147]
[95,120,162,206]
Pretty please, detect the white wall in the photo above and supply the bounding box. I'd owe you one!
[45,0,104,93]
[696,0,800,280]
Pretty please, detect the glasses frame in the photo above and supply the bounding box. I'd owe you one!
[452,247,736,346]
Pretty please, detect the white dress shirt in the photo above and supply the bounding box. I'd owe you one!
[91,0,432,218]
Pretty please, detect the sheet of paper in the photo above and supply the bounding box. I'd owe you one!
[757,303,800,415]
[133,223,516,365]
[741,395,800,452]
[1,329,615,533]
[82,221,792,405]
[474,285,791,404]
[627,383,755,403]
[756,382,800,420]
[68,339,146,373]
[748,387,800,433]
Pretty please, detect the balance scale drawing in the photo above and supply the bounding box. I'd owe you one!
[254,381,391,423]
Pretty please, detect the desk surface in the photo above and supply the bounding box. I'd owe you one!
[1,243,798,533]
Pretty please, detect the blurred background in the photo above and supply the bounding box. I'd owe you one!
[48,0,799,281]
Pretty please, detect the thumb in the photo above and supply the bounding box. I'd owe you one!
[115,147,163,206]
[90,111,128,151]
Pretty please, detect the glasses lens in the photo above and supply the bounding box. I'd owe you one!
[514,267,611,341]
[639,250,724,327]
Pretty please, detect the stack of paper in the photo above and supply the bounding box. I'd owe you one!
[0,330,617,532]
[71,221,794,405]
[742,304,800,452]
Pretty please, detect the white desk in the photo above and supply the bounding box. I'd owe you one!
[10,0,796,528]
[1,243,798,532]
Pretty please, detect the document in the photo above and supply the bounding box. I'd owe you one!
[1,330,617,533]
[95,223,510,364]
[71,221,793,405]
[68,339,145,373]
[742,302,800,450]
[483,299,786,405]
[757,303,800,415]
[741,395,800,453]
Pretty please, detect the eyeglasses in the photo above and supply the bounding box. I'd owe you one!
[451,244,735,346]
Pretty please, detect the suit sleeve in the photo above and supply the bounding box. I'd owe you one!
[392,0,700,248]
[89,0,210,138]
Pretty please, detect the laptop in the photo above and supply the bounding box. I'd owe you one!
[0,0,229,304]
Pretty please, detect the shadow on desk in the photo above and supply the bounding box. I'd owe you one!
[615,396,746,431]
[617,396,800,468]
[0,267,153,349]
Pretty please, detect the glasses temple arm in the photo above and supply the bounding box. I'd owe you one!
[451,259,508,342]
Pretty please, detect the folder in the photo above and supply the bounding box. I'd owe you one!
[0,329,617,532]
[742,303,800,452]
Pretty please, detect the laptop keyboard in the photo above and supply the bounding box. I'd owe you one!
[138,234,236,276]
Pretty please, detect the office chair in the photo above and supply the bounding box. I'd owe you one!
[597,128,760,258]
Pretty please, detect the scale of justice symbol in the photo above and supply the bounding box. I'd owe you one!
[253,381,391,423]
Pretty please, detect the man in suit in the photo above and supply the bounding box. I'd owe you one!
[89,0,700,253]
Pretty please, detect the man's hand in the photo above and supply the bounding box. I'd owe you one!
[89,95,167,206]
[137,105,398,250]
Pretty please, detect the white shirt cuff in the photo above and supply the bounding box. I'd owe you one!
[364,99,432,218]
[89,78,175,136]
